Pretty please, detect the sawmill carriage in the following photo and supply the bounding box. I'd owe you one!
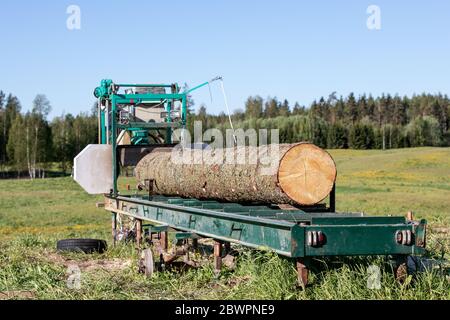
[73,79,428,287]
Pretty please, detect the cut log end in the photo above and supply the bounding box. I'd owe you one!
[278,143,337,205]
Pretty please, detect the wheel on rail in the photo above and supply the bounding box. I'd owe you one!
[139,248,155,277]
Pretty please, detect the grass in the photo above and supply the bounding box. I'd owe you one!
[0,147,449,300]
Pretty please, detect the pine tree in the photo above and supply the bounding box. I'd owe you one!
[279,99,290,117]
[358,94,368,120]
[366,95,376,122]
[3,94,22,164]
[345,93,358,124]
[6,113,26,175]
[264,97,280,118]
[327,122,348,149]
[384,94,394,123]
[51,114,71,172]
[428,99,446,133]
[244,96,263,119]
[376,94,386,126]
[310,100,320,118]
[292,102,305,115]
[334,96,345,123]
[232,108,245,122]
[392,95,407,126]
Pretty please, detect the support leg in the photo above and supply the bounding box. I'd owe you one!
[329,183,336,212]
[296,259,309,288]
[214,241,223,274]
[160,231,168,252]
[192,238,198,250]
[224,242,231,255]
[393,255,408,283]
[136,219,142,250]
[112,212,117,247]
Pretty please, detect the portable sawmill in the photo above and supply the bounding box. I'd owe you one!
[73,79,427,286]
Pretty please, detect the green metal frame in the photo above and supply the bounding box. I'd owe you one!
[104,195,427,258]
[95,79,427,261]
[94,79,191,195]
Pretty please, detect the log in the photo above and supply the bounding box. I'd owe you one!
[135,143,337,206]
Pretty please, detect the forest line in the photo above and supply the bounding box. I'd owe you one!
[0,90,448,178]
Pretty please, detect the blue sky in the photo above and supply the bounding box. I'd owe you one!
[0,0,449,119]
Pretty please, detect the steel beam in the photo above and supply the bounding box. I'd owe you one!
[105,195,426,258]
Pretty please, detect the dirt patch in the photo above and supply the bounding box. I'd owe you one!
[431,227,450,234]
[226,275,251,287]
[44,251,132,273]
[0,291,36,300]
[77,259,132,272]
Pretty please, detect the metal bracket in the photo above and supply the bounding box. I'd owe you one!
[329,183,336,212]
[144,179,154,198]
[173,232,199,246]
[415,219,427,248]
[230,223,243,240]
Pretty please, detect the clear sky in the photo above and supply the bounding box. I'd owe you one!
[0,0,449,119]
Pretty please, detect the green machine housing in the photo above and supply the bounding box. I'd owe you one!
[93,79,427,285]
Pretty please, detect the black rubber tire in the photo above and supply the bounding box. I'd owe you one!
[57,239,107,254]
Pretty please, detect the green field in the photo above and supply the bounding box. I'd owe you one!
[0,147,449,300]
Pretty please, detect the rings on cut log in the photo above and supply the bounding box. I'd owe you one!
[135,143,337,206]
[278,143,336,205]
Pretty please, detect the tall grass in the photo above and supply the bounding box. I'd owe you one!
[0,235,448,300]
[0,147,449,299]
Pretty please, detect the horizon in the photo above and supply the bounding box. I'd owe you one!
[2,88,450,120]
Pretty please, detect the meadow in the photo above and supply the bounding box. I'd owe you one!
[0,147,449,300]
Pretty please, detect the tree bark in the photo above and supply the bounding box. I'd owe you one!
[135,143,337,206]
[26,126,32,179]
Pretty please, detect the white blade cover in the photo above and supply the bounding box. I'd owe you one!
[74,144,113,194]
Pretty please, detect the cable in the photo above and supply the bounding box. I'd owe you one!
[219,79,237,145]
[184,76,237,145]
[207,82,213,105]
